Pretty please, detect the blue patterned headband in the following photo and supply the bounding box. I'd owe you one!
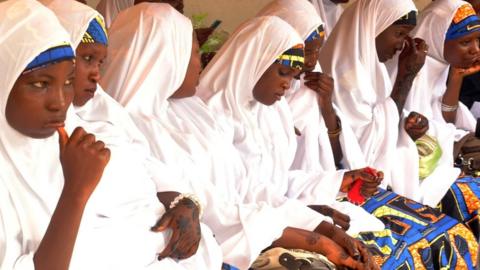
[446,4,480,41]
[305,25,325,42]
[81,16,108,45]
[24,43,75,73]
[275,44,305,70]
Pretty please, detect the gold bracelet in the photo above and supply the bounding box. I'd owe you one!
[327,116,342,137]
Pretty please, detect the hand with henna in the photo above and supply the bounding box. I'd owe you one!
[404,111,429,141]
[151,198,202,260]
[397,37,428,77]
[58,127,110,201]
[342,168,383,198]
[309,205,351,231]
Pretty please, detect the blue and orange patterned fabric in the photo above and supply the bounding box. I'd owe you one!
[275,44,304,70]
[446,4,480,41]
[24,43,75,73]
[81,16,108,45]
[305,25,325,42]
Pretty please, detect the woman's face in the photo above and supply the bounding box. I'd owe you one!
[375,24,415,62]
[74,43,107,106]
[304,37,324,72]
[444,31,480,68]
[170,35,201,99]
[5,60,75,138]
[253,63,301,106]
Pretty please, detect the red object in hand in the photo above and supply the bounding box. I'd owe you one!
[347,167,377,205]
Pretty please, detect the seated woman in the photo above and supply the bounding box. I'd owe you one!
[198,0,479,269]
[390,0,480,237]
[100,3,376,269]
[0,1,223,269]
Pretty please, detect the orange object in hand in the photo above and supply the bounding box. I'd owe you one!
[57,127,69,150]
[347,167,377,205]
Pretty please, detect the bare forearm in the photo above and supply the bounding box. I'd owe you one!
[33,191,88,270]
[271,227,330,254]
[442,75,463,124]
[320,102,343,165]
[391,71,416,115]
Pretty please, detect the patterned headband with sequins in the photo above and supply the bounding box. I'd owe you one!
[446,4,480,41]
[82,16,108,45]
[24,43,75,74]
[275,44,304,70]
[305,25,325,42]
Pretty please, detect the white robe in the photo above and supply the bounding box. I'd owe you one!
[310,0,344,38]
[257,0,384,234]
[96,0,134,28]
[101,5,326,269]
[0,1,222,269]
[317,0,449,204]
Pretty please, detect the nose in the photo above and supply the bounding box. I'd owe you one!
[470,39,480,56]
[89,64,101,83]
[46,83,67,112]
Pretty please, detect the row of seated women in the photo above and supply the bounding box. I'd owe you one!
[1,0,480,269]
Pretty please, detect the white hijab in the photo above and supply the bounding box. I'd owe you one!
[1,1,222,269]
[310,0,345,37]
[96,0,134,28]
[408,0,476,132]
[101,5,327,268]
[256,0,383,234]
[0,2,77,268]
[319,0,417,190]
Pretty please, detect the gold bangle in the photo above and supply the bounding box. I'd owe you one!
[328,116,342,137]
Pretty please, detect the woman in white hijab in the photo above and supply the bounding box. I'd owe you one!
[397,0,480,238]
[101,3,379,269]
[1,1,223,269]
[309,0,348,38]
[257,2,480,268]
[96,0,183,28]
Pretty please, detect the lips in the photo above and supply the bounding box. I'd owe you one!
[44,117,66,128]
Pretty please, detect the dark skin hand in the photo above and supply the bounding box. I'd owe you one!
[309,205,351,231]
[391,37,428,115]
[404,111,429,141]
[152,192,202,260]
[304,71,343,165]
[272,227,378,270]
[342,169,383,198]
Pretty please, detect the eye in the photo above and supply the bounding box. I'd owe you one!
[31,81,47,89]
[83,55,92,62]
[461,39,471,46]
[279,68,290,76]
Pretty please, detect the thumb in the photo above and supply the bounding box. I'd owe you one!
[57,127,69,154]
[151,212,173,232]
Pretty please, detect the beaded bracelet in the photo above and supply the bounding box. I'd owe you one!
[441,101,458,112]
[169,193,204,218]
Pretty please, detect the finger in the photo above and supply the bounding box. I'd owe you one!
[69,127,86,144]
[91,140,106,151]
[78,133,96,147]
[340,254,364,269]
[57,127,69,153]
[335,219,350,231]
[151,213,173,232]
[343,239,361,258]
[335,211,351,223]
[160,230,181,260]
[405,36,416,53]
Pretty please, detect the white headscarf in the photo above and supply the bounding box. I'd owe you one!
[1,1,222,269]
[319,0,417,190]
[256,0,383,234]
[0,2,76,268]
[407,0,476,132]
[310,0,345,37]
[96,0,134,28]
[101,5,327,268]
[388,0,472,206]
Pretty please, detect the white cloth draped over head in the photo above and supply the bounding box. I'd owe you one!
[309,0,344,37]
[385,0,469,206]
[96,0,134,28]
[319,0,418,195]
[101,5,327,268]
[197,14,361,236]
[256,0,383,234]
[1,1,222,269]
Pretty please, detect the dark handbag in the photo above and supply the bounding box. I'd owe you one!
[454,132,480,175]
